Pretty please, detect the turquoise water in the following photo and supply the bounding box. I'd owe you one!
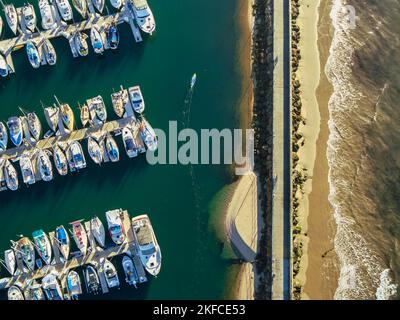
[0,0,245,299]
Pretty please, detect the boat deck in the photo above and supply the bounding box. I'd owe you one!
[0,210,147,292]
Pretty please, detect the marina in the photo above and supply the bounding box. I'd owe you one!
[0,209,161,299]
[0,0,157,76]
[0,84,157,192]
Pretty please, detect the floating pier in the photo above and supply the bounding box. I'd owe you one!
[0,210,148,294]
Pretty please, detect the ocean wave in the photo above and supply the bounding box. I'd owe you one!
[376,269,398,300]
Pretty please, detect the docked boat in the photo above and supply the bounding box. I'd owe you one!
[110,0,123,10]
[53,145,68,176]
[79,104,90,126]
[37,150,53,181]
[43,39,57,65]
[92,0,105,13]
[26,41,41,69]
[89,95,107,123]
[55,0,73,22]
[7,117,23,147]
[4,159,19,191]
[84,265,100,295]
[132,214,161,276]
[122,126,138,158]
[15,237,35,271]
[90,216,105,247]
[90,26,104,54]
[4,249,16,275]
[67,270,82,299]
[8,286,24,300]
[39,0,57,30]
[0,15,2,36]
[129,0,156,34]
[87,137,103,165]
[0,122,8,150]
[128,86,145,114]
[139,119,157,152]
[32,229,52,265]
[19,154,36,185]
[103,258,119,288]
[122,255,138,287]
[69,141,86,170]
[4,4,18,35]
[0,53,9,78]
[72,0,87,18]
[25,283,45,300]
[60,103,75,132]
[22,3,37,33]
[42,273,63,300]
[106,22,119,50]
[105,134,119,162]
[44,106,60,132]
[106,209,126,245]
[27,112,41,141]
[111,89,128,118]
[69,220,88,256]
[55,225,70,261]
[74,31,89,57]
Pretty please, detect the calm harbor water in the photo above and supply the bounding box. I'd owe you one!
[0,0,245,299]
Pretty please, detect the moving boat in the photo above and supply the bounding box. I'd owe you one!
[128,86,145,113]
[8,286,24,300]
[69,141,86,170]
[110,0,123,10]
[26,41,41,69]
[72,0,87,18]
[43,39,57,65]
[53,145,68,176]
[87,137,103,165]
[191,73,197,89]
[0,53,9,78]
[27,112,41,141]
[128,0,156,34]
[44,106,60,132]
[90,216,105,247]
[69,220,88,256]
[55,0,73,22]
[60,103,75,132]
[37,150,53,181]
[106,22,119,50]
[122,126,138,158]
[79,104,90,126]
[139,119,157,152]
[103,258,119,288]
[15,237,35,271]
[4,4,18,35]
[25,282,45,300]
[55,225,70,261]
[7,117,23,147]
[74,31,89,57]
[89,95,107,123]
[4,159,19,191]
[132,214,161,276]
[0,122,8,150]
[92,0,104,13]
[42,273,63,300]
[84,265,100,294]
[122,255,138,287]
[106,209,126,245]
[19,154,36,185]
[111,89,128,118]
[32,229,52,265]
[90,26,104,54]
[4,249,16,275]
[22,3,37,33]
[39,0,57,30]
[105,134,119,162]
[67,270,82,299]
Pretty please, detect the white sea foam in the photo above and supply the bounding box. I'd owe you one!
[325,0,397,300]
[376,269,398,300]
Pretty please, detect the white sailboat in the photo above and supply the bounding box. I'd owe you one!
[69,141,86,170]
[87,137,103,165]
[105,134,119,162]
[43,38,57,65]
[22,3,37,33]
[4,4,18,35]
[90,26,104,54]
[37,150,53,182]
[0,122,8,150]
[122,126,138,158]
[103,259,119,288]
[19,154,36,185]
[139,118,157,152]
[53,145,68,176]
[39,0,58,30]
[4,249,16,275]
[44,106,60,132]
[106,209,126,245]
[27,111,42,141]
[90,216,105,247]
[4,159,19,191]
[8,286,24,300]
[55,0,73,22]
[0,53,9,78]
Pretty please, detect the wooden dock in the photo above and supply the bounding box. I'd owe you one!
[0,210,148,292]
[1,2,143,74]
